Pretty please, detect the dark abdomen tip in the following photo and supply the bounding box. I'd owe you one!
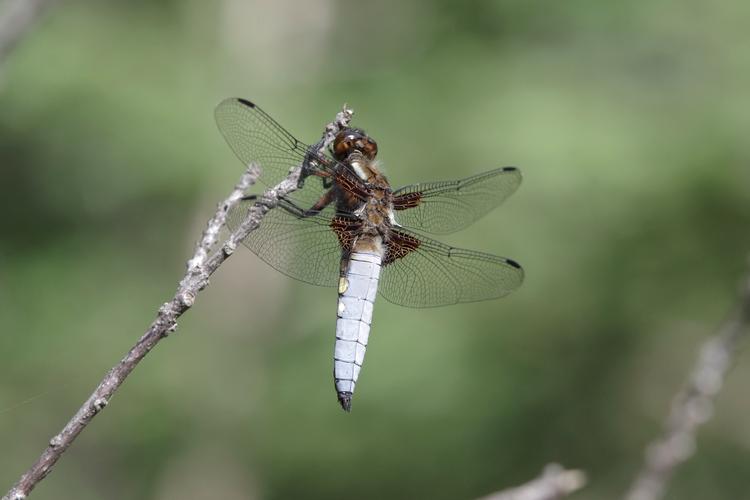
[338,392,353,412]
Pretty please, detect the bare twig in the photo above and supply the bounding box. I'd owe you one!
[624,263,750,500]
[2,103,353,500]
[0,0,56,64]
[185,167,258,272]
[477,464,586,500]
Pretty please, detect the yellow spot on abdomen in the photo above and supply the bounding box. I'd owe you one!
[338,277,349,294]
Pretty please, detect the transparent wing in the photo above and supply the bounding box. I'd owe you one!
[214,98,334,206]
[391,167,522,235]
[227,199,343,287]
[379,228,524,308]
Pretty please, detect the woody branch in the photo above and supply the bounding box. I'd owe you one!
[478,464,586,500]
[477,261,750,500]
[624,260,750,500]
[476,463,586,500]
[0,0,56,64]
[1,104,353,500]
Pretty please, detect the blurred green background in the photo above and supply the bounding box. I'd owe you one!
[1,0,750,499]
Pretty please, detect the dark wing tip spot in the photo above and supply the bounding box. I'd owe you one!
[502,166,519,172]
[505,258,522,269]
[237,98,256,108]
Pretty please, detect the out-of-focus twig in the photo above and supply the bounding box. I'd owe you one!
[477,464,587,500]
[624,262,750,500]
[1,103,353,500]
[0,0,56,64]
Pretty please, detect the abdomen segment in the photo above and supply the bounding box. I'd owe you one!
[334,250,381,411]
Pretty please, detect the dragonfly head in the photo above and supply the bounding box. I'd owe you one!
[333,128,378,161]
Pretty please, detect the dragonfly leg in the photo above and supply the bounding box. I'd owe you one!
[305,189,335,216]
[300,148,335,188]
[274,190,334,218]
[307,170,334,189]
[242,186,334,217]
[279,188,335,218]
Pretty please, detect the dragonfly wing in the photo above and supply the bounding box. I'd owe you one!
[391,167,522,235]
[215,98,333,206]
[227,199,344,287]
[379,228,524,308]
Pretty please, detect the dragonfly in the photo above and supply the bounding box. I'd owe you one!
[215,98,524,412]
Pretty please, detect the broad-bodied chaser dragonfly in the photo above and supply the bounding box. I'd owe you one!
[215,98,524,411]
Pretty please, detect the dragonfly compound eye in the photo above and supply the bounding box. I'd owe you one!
[333,128,376,160]
[333,131,355,160]
[362,138,378,159]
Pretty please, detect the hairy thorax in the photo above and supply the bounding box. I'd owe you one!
[339,157,394,253]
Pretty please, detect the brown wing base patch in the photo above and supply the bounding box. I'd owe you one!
[392,192,422,210]
[335,170,369,199]
[384,230,421,265]
[330,216,361,253]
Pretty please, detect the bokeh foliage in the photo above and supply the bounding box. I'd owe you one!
[1,1,749,499]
